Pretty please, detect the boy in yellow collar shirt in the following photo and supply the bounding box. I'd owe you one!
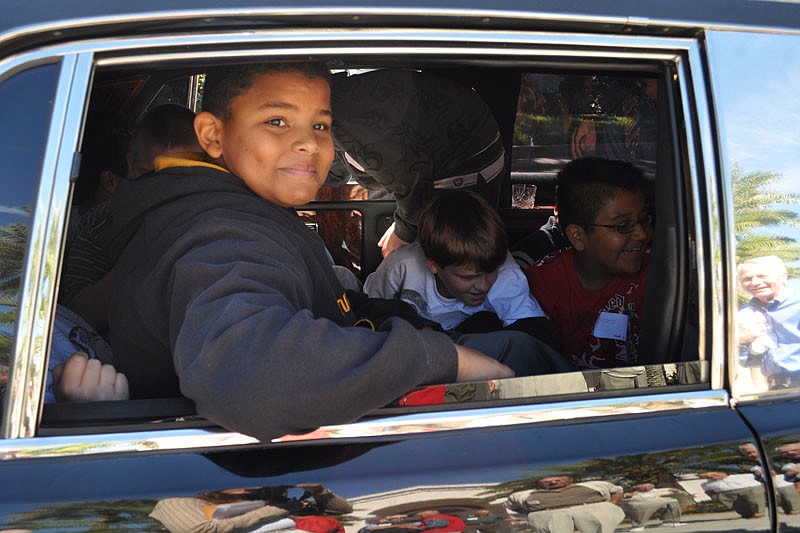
[104,62,512,441]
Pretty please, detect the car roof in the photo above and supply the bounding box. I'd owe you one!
[3,0,800,57]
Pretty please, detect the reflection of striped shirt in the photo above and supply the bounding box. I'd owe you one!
[59,201,114,304]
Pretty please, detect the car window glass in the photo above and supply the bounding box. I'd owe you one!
[512,72,657,207]
[0,64,59,411]
[707,31,800,397]
[47,57,701,432]
[150,76,193,110]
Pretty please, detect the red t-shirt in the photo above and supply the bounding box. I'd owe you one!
[524,249,648,368]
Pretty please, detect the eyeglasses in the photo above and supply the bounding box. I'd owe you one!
[586,214,653,234]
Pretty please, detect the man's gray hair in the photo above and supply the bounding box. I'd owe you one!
[738,255,788,280]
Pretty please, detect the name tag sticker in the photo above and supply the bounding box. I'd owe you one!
[593,312,628,341]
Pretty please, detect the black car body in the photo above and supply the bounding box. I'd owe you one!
[2,1,800,531]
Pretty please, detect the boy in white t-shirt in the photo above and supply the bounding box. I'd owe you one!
[365,190,569,375]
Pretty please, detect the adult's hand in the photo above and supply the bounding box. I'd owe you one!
[736,308,768,344]
[455,344,515,381]
[378,222,409,258]
[52,352,129,402]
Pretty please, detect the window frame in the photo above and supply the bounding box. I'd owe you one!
[0,25,727,457]
[1,52,93,439]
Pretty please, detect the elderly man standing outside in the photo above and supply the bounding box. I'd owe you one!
[737,255,800,390]
[505,475,625,533]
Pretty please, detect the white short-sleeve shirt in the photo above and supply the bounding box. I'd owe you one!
[364,242,546,330]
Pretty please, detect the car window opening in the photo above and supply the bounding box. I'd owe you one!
[44,59,703,433]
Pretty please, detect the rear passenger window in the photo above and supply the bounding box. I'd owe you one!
[45,47,704,432]
[0,64,59,410]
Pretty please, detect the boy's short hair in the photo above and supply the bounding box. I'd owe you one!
[132,104,196,152]
[75,129,129,204]
[556,157,648,229]
[202,61,331,119]
[418,190,507,272]
[128,104,196,171]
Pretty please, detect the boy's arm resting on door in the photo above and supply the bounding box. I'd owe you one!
[166,233,484,441]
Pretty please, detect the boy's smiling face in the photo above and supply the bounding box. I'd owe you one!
[568,189,648,290]
[197,71,334,207]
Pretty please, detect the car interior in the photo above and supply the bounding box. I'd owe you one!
[39,51,705,434]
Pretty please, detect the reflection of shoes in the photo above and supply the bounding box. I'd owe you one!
[668,523,686,527]
[630,528,645,531]
[745,514,765,519]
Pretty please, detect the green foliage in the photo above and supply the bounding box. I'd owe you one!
[5,498,163,531]
[0,220,27,289]
[484,442,758,516]
[732,164,800,276]
[514,113,560,146]
[0,211,29,367]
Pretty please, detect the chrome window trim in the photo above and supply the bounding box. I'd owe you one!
[0,390,727,460]
[695,34,735,395]
[3,6,800,52]
[1,29,716,442]
[2,52,93,439]
[674,42,727,391]
[59,29,691,65]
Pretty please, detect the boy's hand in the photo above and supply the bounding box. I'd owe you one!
[378,222,409,258]
[52,352,129,402]
[455,345,515,381]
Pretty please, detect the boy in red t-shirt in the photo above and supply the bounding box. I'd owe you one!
[524,157,651,369]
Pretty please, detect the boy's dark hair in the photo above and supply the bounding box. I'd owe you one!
[202,61,331,119]
[418,190,507,273]
[132,104,196,152]
[74,129,129,207]
[556,157,648,229]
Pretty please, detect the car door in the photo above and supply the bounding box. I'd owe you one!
[0,7,780,532]
[706,28,800,533]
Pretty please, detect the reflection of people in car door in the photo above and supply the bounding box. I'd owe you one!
[360,510,466,533]
[151,483,352,532]
[699,471,766,519]
[619,483,684,530]
[735,443,800,516]
[330,68,505,258]
[505,475,625,533]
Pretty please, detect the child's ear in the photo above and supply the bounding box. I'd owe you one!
[194,111,224,159]
[565,223,587,251]
[425,258,439,275]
